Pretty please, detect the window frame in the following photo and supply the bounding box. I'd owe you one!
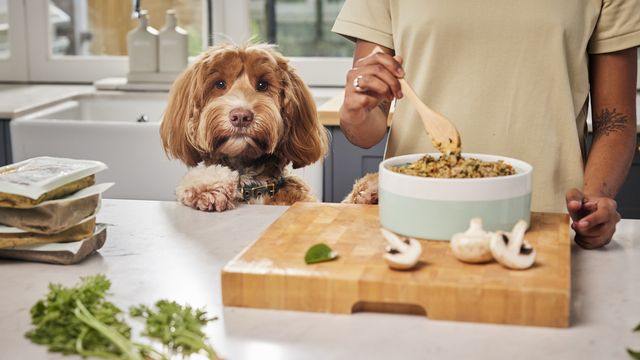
[24,0,213,83]
[3,0,352,86]
[0,0,29,81]
[215,0,351,87]
[24,0,128,83]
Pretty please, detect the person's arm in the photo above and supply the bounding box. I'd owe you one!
[339,39,404,148]
[566,47,638,249]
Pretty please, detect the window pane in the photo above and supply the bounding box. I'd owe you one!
[0,0,9,59]
[249,0,353,57]
[49,0,203,57]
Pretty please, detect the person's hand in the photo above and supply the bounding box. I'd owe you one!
[341,50,404,120]
[565,188,621,249]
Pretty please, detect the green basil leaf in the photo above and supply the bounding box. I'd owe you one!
[305,243,338,264]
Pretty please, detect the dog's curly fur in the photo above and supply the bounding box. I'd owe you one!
[341,172,379,204]
[160,43,328,211]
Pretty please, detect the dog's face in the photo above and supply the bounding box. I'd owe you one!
[160,43,328,168]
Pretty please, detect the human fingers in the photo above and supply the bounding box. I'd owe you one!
[349,66,403,98]
[565,188,585,221]
[356,51,405,78]
[356,51,404,97]
[574,224,615,249]
[574,198,618,232]
[348,64,403,99]
[344,68,393,110]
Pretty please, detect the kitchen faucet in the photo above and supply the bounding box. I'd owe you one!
[132,0,141,18]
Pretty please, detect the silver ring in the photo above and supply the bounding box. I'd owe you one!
[352,75,364,92]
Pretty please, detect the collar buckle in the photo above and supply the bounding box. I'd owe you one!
[241,183,277,201]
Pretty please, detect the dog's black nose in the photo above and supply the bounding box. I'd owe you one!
[229,108,254,127]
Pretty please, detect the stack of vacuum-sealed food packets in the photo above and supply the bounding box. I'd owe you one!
[0,157,113,264]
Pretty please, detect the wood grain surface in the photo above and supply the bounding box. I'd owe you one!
[317,91,394,126]
[222,202,571,327]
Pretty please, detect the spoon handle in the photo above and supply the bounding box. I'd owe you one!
[398,78,461,155]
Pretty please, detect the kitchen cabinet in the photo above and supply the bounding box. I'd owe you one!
[322,126,388,202]
[0,85,93,167]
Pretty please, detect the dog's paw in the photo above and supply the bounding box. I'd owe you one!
[350,189,379,204]
[342,172,379,205]
[175,165,240,212]
[177,182,239,211]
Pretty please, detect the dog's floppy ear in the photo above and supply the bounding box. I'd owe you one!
[276,56,329,169]
[160,61,205,167]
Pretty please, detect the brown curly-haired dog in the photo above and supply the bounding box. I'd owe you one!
[160,43,328,211]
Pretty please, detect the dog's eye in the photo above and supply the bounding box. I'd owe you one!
[256,80,269,92]
[215,80,226,90]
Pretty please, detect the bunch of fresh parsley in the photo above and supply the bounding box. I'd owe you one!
[25,274,218,360]
[130,300,218,359]
[25,274,137,359]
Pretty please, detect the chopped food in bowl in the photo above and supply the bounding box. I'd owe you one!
[379,153,533,241]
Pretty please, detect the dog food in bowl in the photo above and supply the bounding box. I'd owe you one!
[390,154,515,179]
[379,153,533,241]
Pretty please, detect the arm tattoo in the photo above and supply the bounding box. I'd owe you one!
[592,108,629,141]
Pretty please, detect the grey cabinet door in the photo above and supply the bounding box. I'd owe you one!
[0,120,11,166]
[323,126,388,202]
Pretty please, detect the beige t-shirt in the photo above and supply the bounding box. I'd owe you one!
[332,0,640,213]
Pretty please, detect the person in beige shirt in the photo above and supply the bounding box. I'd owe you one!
[333,0,640,249]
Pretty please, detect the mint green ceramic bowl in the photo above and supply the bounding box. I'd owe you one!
[379,153,533,241]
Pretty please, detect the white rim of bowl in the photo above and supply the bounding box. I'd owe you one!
[379,153,533,200]
[380,153,532,183]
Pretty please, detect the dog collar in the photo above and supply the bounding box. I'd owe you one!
[240,177,286,201]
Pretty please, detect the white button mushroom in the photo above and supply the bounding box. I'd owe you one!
[380,228,422,270]
[489,220,536,270]
[450,218,494,263]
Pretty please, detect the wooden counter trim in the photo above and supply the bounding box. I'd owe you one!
[317,91,394,127]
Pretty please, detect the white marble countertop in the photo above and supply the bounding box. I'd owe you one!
[0,199,638,360]
[0,84,93,118]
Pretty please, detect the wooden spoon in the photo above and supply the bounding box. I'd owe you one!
[398,78,462,155]
[368,46,461,155]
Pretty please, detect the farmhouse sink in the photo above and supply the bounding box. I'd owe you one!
[10,91,324,201]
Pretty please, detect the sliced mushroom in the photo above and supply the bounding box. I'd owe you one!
[489,220,536,270]
[380,228,422,270]
[450,218,493,263]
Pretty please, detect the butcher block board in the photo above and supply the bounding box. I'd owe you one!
[222,202,571,327]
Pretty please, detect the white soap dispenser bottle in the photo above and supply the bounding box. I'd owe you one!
[159,10,188,73]
[127,10,159,73]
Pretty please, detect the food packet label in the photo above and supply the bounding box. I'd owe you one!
[0,157,107,199]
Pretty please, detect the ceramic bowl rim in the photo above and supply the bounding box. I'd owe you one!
[380,153,533,184]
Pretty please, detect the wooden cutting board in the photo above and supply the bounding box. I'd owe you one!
[222,202,571,327]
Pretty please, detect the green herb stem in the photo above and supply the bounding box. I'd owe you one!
[74,300,144,360]
[174,330,218,359]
